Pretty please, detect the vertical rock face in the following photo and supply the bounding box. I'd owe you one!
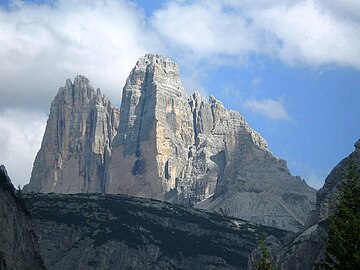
[24,76,120,193]
[107,54,315,231]
[0,165,45,270]
[107,54,194,199]
[26,54,315,231]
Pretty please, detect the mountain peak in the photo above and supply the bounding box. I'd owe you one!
[27,56,315,231]
[24,76,120,193]
[125,54,184,94]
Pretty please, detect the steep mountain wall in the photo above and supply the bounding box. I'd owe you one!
[0,165,45,270]
[107,54,315,231]
[107,55,193,199]
[24,76,120,193]
[26,54,315,232]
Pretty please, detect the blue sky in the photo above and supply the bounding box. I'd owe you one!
[0,0,359,189]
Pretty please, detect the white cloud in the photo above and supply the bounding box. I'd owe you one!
[254,0,360,68]
[0,0,157,109]
[0,109,47,187]
[152,1,265,59]
[152,0,360,69]
[244,98,288,120]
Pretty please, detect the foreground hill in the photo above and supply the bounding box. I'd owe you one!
[23,192,286,270]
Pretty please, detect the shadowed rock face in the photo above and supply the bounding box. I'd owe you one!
[24,75,120,193]
[25,54,315,232]
[251,140,360,270]
[0,165,45,270]
[23,193,287,270]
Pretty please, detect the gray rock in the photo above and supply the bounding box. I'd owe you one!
[23,192,287,270]
[24,75,120,193]
[26,54,316,232]
[0,165,45,270]
[107,54,193,200]
[107,54,315,232]
[265,139,360,269]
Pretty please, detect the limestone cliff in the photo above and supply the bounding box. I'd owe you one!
[0,165,45,270]
[107,54,193,199]
[107,54,315,231]
[24,76,120,193]
[26,54,315,232]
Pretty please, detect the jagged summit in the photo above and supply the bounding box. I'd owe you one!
[24,76,120,193]
[25,54,315,231]
[126,54,185,93]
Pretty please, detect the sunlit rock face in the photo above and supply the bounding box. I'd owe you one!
[26,54,315,232]
[106,54,193,200]
[107,54,315,232]
[24,75,120,193]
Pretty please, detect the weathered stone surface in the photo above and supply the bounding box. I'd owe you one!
[107,54,193,200]
[24,75,120,193]
[196,133,316,232]
[23,192,287,270]
[260,139,360,270]
[0,165,45,270]
[106,54,315,232]
[316,139,360,221]
[26,54,315,232]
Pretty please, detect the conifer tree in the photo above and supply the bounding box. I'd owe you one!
[254,239,276,270]
[320,161,360,269]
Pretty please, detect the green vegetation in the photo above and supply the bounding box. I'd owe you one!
[319,161,360,269]
[254,239,276,270]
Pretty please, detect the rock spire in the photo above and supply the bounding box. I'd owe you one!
[26,55,316,231]
[24,75,120,193]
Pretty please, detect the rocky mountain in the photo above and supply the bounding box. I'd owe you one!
[23,192,286,270]
[0,165,45,270]
[25,54,315,232]
[24,76,120,193]
[248,139,360,270]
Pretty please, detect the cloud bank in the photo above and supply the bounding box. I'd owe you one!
[153,0,360,68]
[0,0,154,110]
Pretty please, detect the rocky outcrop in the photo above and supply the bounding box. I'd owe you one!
[315,139,360,221]
[107,55,193,199]
[107,54,315,231]
[254,139,360,270]
[196,134,316,232]
[24,76,120,193]
[0,165,45,270]
[23,192,287,270]
[26,54,315,232]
